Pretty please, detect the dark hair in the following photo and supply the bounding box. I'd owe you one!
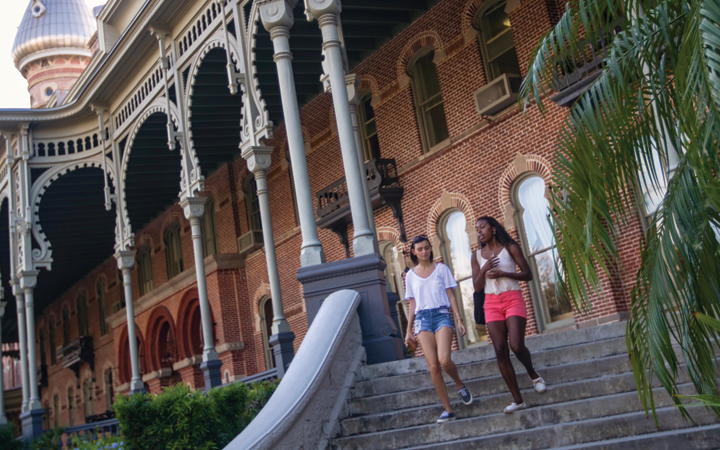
[409,235,433,265]
[476,216,519,249]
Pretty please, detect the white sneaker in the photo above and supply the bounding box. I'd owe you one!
[503,402,527,414]
[531,375,546,394]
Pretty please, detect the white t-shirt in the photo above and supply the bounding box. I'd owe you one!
[404,263,458,313]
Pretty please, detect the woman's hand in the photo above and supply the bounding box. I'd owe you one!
[481,257,500,274]
[405,332,415,348]
[486,268,505,279]
[457,318,466,337]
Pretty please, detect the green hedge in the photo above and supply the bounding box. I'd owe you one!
[0,424,22,450]
[113,380,278,450]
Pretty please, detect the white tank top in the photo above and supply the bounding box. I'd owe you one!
[478,247,521,294]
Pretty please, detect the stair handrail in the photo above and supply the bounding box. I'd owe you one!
[224,289,365,450]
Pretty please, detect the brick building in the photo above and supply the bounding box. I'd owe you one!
[0,0,647,438]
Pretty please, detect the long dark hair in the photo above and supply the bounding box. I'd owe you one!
[476,216,519,249]
[409,235,433,265]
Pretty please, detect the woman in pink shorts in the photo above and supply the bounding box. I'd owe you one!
[471,216,546,413]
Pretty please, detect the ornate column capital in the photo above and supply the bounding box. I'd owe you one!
[304,0,341,21]
[259,0,296,31]
[19,271,38,290]
[115,250,137,271]
[242,145,274,174]
[180,196,207,221]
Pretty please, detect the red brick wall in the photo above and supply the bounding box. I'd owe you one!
[32,0,645,426]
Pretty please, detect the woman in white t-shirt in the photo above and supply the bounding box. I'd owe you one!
[404,235,473,424]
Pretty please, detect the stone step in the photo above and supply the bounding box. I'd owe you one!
[343,366,651,436]
[361,321,627,381]
[552,423,720,449]
[353,336,628,399]
[399,406,719,450]
[333,378,705,450]
[348,351,634,417]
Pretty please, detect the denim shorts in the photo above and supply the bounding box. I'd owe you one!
[414,307,455,335]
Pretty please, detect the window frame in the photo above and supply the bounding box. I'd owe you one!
[201,198,219,257]
[49,318,57,365]
[244,175,262,232]
[137,244,154,296]
[512,172,574,332]
[165,222,184,279]
[437,209,488,348]
[474,0,522,82]
[258,296,275,371]
[97,279,108,336]
[408,47,450,153]
[62,306,71,345]
[379,240,408,342]
[358,92,381,161]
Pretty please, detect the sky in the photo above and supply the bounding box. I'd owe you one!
[0,0,106,109]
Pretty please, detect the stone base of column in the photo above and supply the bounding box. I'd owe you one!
[269,331,295,378]
[200,359,223,392]
[297,254,404,365]
[20,408,44,441]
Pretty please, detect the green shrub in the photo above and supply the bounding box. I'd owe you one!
[70,434,124,450]
[114,380,279,450]
[0,423,22,450]
[30,427,65,450]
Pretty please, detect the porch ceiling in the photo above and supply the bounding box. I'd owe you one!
[253,0,439,125]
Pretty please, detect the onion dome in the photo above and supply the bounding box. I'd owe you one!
[12,0,96,71]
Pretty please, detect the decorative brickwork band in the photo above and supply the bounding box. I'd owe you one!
[427,190,477,260]
[498,153,552,228]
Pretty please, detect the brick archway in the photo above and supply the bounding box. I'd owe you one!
[117,327,145,385]
[396,31,446,83]
[145,306,177,372]
[498,153,552,229]
[176,288,207,360]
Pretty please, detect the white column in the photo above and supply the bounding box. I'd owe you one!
[20,273,40,411]
[14,287,29,413]
[346,74,378,242]
[242,145,295,376]
[306,1,375,256]
[180,197,220,363]
[0,300,7,425]
[115,251,144,393]
[259,1,326,267]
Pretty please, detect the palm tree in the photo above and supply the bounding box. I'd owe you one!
[520,0,720,421]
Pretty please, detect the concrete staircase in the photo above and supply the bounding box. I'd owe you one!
[329,322,720,449]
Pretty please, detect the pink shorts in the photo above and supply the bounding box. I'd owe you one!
[484,290,527,322]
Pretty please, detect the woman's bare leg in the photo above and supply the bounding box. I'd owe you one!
[418,331,453,413]
[435,326,463,390]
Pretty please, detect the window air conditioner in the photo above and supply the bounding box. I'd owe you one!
[474,73,522,117]
[238,230,264,256]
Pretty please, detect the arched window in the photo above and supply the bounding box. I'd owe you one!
[202,199,218,257]
[83,378,94,419]
[409,48,449,152]
[379,240,408,341]
[259,297,275,370]
[53,394,60,428]
[49,319,57,365]
[244,175,262,232]
[513,175,574,330]
[438,210,487,347]
[137,244,154,296]
[77,293,89,337]
[104,368,114,412]
[182,299,204,359]
[97,279,108,336]
[68,386,75,426]
[62,306,71,345]
[359,93,381,161]
[165,222,184,279]
[117,269,126,309]
[474,0,521,81]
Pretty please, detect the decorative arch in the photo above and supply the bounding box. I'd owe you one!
[185,31,242,112]
[461,0,486,36]
[176,288,206,360]
[253,281,272,333]
[119,99,185,241]
[358,75,382,106]
[498,153,552,228]
[377,226,406,253]
[30,157,117,269]
[427,190,477,258]
[397,31,446,82]
[159,213,187,248]
[117,325,145,385]
[145,306,177,372]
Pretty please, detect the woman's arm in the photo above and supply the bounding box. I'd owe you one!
[446,288,466,337]
[405,298,416,345]
[471,251,498,291]
[486,243,533,281]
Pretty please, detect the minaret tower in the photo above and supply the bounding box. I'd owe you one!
[12,0,96,108]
